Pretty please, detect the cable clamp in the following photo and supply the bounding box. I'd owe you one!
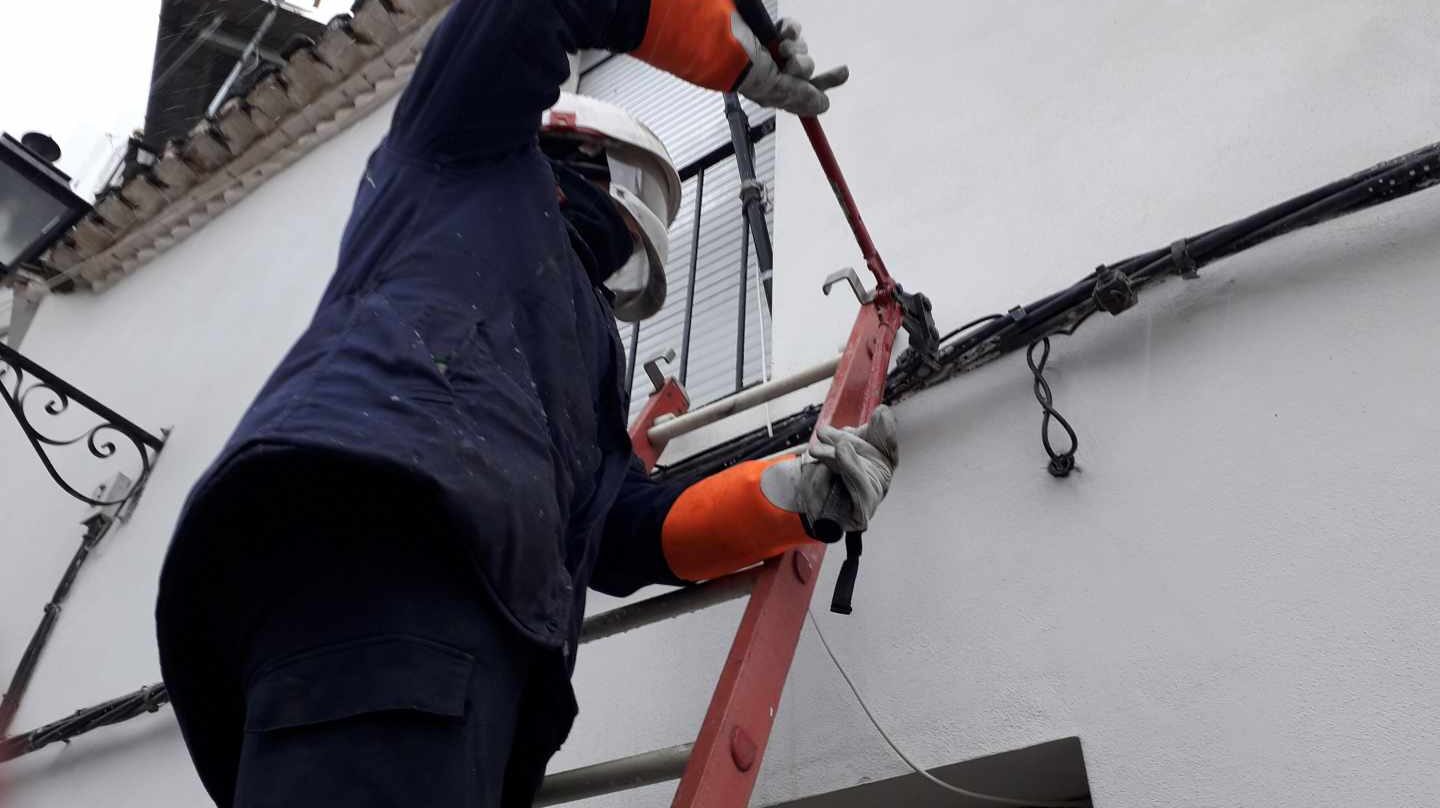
[1170,238,1199,279]
[739,179,766,206]
[1092,265,1137,316]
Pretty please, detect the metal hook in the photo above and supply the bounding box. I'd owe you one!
[822,267,873,304]
[643,349,677,394]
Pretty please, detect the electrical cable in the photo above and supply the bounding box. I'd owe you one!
[1026,338,1078,477]
[0,683,170,763]
[672,137,1440,486]
[753,254,775,437]
[938,313,1006,346]
[805,610,1091,808]
[886,137,1440,405]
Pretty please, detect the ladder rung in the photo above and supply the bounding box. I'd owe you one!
[580,567,761,645]
[533,743,693,806]
[648,355,840,443]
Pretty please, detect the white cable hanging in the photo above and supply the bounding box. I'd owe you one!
[805,609,1090,808]
[753,257,775,438]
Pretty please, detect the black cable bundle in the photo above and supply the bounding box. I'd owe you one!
[889,137,1440,401]
[0,684,170,763]
[671,138,1440,482]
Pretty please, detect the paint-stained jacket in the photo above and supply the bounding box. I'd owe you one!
[165,0,687,653]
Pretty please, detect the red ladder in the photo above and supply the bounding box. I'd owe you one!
[531,3,922,801]
[532,127,915,808]
[533,285,902,808]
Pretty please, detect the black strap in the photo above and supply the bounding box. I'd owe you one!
[830,530,863,615]
[1170,238,1199,278]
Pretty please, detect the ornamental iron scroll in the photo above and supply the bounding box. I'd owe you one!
[0,341,166,508]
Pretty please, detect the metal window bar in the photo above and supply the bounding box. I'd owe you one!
[633,117,776,416]
[734,214,751,393]
[678,167,705,386]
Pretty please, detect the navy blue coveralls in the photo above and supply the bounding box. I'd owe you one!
[155,2,694,805]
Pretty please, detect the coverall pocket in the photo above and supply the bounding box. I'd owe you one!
[368,291,483,405]
[235,636,481,807]
[243,635,473,731]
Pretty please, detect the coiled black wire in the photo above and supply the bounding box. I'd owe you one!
[1026,337,1078,477]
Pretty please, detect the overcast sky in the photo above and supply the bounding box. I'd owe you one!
[0,0,352,198]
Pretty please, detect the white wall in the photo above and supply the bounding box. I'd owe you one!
[752,1,1440,805]
[4,2,1440,807]
[0,96,399,806]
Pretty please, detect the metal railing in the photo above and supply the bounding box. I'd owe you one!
[0,567,762,777]
[623,114,777,406]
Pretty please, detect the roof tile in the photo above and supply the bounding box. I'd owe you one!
[151,151,201,192]
[93,195,139,230]
[214,101,264,153]
[38,0,455,290]
[316,22,370,73]
[68,218,116,257]
[245,73,295,126]
[351,0,402,47]
[179,128,234,173]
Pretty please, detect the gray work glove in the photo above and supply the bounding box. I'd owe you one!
[731,17,850,116]
[761,405,899,534]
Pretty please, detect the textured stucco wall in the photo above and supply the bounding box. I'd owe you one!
[750,1,1440,805]
[0,97,399,807]
[3,2,1440,807]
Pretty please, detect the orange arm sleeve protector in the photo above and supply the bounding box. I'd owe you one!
[631,0,751,92]
[660,455,815,582]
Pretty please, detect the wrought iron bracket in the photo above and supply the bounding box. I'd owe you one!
[0,341,167,508]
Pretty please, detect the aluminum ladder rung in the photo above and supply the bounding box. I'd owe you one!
[579,567,760,645]
[533,743,694,806]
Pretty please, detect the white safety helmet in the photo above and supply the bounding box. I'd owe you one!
[541,92,681,322]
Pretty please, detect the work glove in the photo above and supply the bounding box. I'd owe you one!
[659,406,898,582]
[761,405,899,534]
[631,0,848,116]
[731,18,849,116]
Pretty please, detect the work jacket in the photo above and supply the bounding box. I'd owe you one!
[164,0,687,657]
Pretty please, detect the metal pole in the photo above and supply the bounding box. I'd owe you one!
[534,744,694,807]
[206,5,278,118]
[580,568,760,644]
[678,169,705,385]
[722,93,774,304]
[624,321,641,396]
[734,216,751,392]
[648,355,839,444]
[0,507,124,737]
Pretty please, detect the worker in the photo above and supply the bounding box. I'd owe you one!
[155,1,898,806]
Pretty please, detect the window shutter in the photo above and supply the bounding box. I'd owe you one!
[578,0,780,420]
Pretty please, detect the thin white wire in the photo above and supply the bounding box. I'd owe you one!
[804,609,1090,808]
[752,256,774,437]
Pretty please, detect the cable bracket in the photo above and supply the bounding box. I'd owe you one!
[738,179,766,207]
[1170,238,1199,279]
[1092,265,1138,315]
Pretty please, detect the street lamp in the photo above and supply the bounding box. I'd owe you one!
[0,132,90,277]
